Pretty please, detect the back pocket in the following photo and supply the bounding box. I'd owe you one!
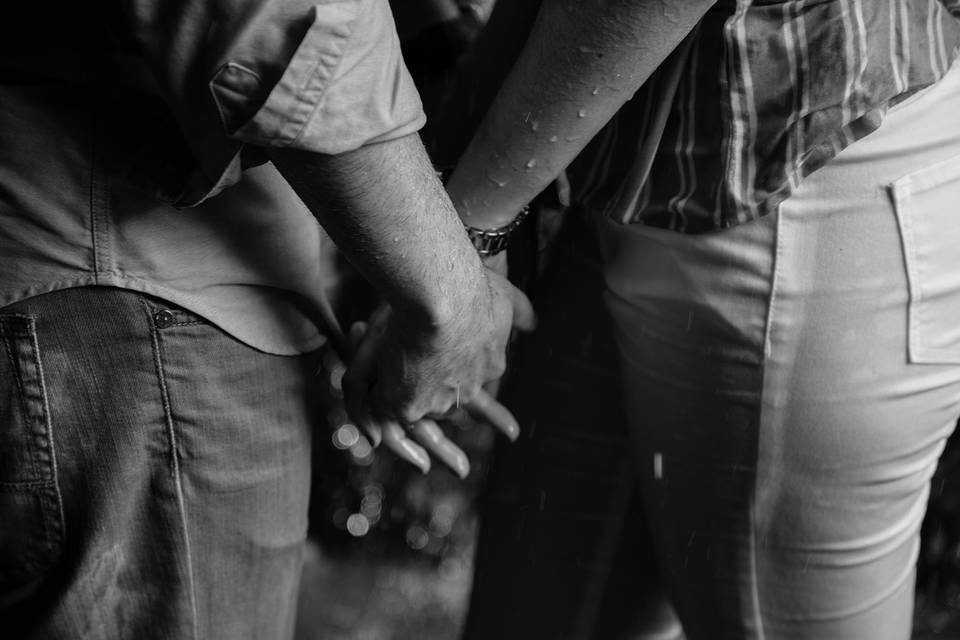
[891,153,960,364]
[0,315,64,591]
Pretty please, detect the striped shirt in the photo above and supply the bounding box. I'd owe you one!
[570,0,960,233]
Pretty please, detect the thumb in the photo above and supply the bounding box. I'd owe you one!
[509,285,536,332]
[487,270,537,332]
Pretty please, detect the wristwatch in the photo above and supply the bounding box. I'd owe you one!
[464,205,531,257]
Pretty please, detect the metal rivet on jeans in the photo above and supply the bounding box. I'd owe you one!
[154,310,176,329]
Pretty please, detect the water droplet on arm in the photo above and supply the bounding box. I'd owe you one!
[486,172,507,188]
[577,109,587,118]
[525,159,537,170]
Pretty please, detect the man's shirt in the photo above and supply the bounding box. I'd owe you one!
[0,1,424,353]
[572,0,960,233]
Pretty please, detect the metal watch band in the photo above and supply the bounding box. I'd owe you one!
[464,205,531,256]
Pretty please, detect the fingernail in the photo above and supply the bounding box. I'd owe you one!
[506,423,520,442]
[415,454,431,474]
[399,440,430,474]
[328,363,346,398]
[442,442,470,479]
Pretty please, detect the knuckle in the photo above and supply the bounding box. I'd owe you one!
[461,383,483,404]
[398,403,424,425]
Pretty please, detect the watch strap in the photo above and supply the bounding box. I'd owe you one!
[464,205,531,256]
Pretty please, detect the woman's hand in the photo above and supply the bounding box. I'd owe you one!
[329,315,521,477]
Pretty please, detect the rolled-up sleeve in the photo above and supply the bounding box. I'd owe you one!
[215,0,424,153]
[125,0,425,205]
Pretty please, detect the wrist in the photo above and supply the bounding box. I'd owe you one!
[445,167,529,230]
[442,170,532,256]
[390,250,488,337]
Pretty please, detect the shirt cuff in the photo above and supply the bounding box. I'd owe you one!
[210,0,426,155]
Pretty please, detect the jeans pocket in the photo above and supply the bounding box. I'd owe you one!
[891,153,960,364]
[0,315,64,591]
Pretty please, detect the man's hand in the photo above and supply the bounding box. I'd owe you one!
[343,267,534,471]
[271,133,536,472]
[344,267,535,424]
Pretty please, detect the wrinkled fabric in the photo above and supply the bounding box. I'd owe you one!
[1,1,423,206]
[0,1,420,353]
[572,0,960,233]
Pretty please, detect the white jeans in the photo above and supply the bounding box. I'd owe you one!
[597,61,960,639]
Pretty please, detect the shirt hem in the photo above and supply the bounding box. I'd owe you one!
[0,276,326,356]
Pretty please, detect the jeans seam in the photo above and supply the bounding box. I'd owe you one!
[750,210,785,640]
[149,315,200,640]
[23,318,65,544]
[762,213,784,362]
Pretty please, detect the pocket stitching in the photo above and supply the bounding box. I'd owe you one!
[891,154,960,363]
[0,314,65,584]
[22,321,65,542]
[1,327,35,462]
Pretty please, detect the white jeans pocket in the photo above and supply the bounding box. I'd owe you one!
[891,153,960,364]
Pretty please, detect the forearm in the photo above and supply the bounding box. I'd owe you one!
[446,0,715,228]
[271,133,486,331]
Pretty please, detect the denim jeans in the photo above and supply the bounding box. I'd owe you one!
[0,287,319,639]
